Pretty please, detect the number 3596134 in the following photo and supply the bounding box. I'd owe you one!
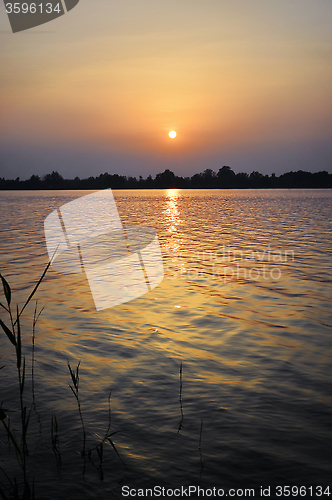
[5,3,62,14]
[276,486,331,497]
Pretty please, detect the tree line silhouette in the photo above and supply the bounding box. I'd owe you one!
[1,166,331,190]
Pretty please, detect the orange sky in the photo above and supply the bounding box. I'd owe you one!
[0,0,331,178]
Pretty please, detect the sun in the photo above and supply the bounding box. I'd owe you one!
[168,131,177,139]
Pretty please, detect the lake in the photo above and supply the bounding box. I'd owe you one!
[0,189,331,499]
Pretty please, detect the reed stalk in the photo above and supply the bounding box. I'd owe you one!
[0,263,50,499]
[178,362,184,433]
[67,366,125,472]
[68,361,87,456]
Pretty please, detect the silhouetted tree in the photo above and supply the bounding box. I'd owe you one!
[235,172,250,188]
[155,169,177,188]
[217,166,236,188]
[43,171,64,189]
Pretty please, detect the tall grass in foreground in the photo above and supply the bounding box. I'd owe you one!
[68,361,125,477]
[0,265,123,499]
[0,264,50,499]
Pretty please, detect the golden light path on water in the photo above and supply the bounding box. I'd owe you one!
[163,189,184,272]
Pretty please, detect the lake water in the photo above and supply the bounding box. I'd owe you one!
[0,189,331,500]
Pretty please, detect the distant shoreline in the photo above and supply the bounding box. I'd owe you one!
[1,167,332,190]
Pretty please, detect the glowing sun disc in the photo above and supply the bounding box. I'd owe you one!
[169,131,177,139]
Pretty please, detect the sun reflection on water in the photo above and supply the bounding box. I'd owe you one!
[165,189,180,233]
[163,189,187,276]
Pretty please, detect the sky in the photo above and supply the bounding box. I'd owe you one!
[0,0,331,180]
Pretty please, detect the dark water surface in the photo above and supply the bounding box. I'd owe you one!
[0,189,331,499]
